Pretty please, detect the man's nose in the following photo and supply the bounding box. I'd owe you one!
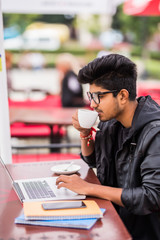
[90,99,98,108]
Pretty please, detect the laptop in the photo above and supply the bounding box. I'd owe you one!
[0,156,86,202]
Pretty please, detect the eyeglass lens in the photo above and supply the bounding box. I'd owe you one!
[87,92,99,104]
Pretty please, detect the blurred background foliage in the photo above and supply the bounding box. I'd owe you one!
[3,14,74,33]
[112,5,160,45]
[3,3,160,79]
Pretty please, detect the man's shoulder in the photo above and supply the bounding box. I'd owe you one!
[143,120,160,132]
[143,120,160,138]
[137,120,160,152]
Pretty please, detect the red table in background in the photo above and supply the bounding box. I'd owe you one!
[9,106,76,142]
[9,95,64,139]
[9,106,76,126]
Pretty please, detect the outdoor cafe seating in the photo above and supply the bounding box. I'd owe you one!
[8,93,82,163]
[9,94,66,139]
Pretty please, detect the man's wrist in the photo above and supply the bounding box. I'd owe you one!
[80,129,91,137]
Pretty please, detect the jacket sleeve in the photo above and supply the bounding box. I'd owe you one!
[121,129,160,215]
[80,151,96,168]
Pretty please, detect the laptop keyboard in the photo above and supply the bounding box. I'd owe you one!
[22,180,56,199]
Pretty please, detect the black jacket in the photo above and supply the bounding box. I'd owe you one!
[82,96,160,239]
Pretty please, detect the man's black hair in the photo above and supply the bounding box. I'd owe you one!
[78,54,137,100]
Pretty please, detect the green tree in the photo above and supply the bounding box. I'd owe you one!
[3,14,39,33]
[112,4,160,46]
[3,14,75,34]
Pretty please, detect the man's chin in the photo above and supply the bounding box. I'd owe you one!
[99,116,105,122]
[99,115,109,122]
[100,119,107,122]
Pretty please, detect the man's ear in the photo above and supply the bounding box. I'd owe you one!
[118,89,129,104]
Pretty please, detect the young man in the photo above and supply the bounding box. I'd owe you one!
[56,54,160,239]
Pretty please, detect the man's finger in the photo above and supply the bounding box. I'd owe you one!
[56,175,69,185]
[56,182,66,189]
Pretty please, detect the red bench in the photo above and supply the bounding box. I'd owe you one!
[10,123,66,138]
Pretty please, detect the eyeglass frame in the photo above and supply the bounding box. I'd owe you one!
[87,90,118,104]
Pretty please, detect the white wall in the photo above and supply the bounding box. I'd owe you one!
[0,0,12,163]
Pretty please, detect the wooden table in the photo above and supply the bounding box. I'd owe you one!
[0,159,132,240]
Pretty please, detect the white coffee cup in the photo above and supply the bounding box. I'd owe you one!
[78,109,98,129]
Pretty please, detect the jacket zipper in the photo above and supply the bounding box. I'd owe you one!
[128,142,136,187]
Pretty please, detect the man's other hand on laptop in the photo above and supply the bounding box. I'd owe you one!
[56,174,93,195]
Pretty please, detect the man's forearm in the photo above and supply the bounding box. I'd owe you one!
[86,183,124,207]
[56,174,123,207]
[81,138,95,156]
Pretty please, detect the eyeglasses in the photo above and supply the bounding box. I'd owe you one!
[87,90,117,104]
